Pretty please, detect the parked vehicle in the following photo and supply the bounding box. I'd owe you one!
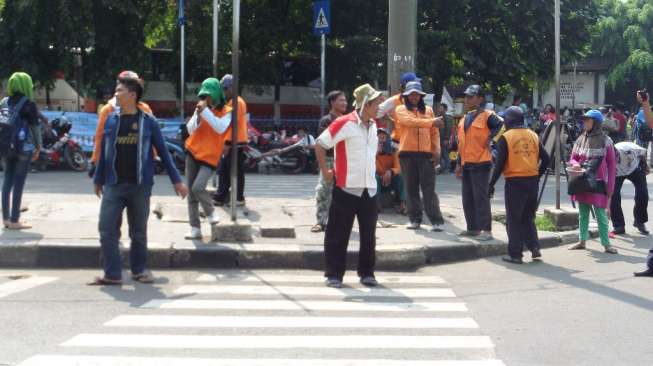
[36,116,88,172]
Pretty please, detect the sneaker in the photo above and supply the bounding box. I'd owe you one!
[531,248,542,260]
[406,222,421,230]
[634,223,649,235]
[458,230,480,237]
[430,224,443,232]
[502,256,523,264]
[325,277,343,288]
[208,211,220,225]
[360,276,378,287]
[184,227,202,240]
[476,231,493,241]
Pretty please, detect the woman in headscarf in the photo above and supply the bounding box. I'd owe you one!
[2,72,42,230]
[568,109,618,254]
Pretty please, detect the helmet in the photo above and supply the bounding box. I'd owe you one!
[52,116,72,134]
[503,106,524,128]
[582,109,604,124]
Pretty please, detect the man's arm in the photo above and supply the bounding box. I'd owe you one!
[638,92,653,128]
[538,142,550,177]
[489,136,508,189]
[487,113,504,139]
[395,107,437,128]
[150,117,183,185]
[91,105,112,164]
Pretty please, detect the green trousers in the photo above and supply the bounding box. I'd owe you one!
[578,203,610,246]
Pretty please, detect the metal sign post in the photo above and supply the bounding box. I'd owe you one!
[313,1,330,117]
[554,0,561,209]
[230,0,241,222]
[179,0,186,124]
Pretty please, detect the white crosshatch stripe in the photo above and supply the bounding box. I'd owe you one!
[18,355,507,366]
[0,276,57,299]
[104,315,479,329]
[195,274,447,284]
[62,334,495,349]
[141,299,469,312]
[173,285,456,298]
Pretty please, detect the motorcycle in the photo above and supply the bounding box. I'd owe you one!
[244,138,317,174]
[36,116,88,172]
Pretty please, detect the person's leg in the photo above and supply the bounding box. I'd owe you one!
[440,144,450,173]
[418,158,444,225]
[324,187,356,280]
[356,190,378,278]
[471,166,492,232]
[392,174,406,202]
[630,169,649,226]
[400,157,422,224]
[578,203,590,242]
[314,157,334,227]
[504,179,524,258]
[98,185,127,280]
[461,168,477,231]
[185,155,202,228]
[214,154,231,203]
[236,148,246,202]
[610,176,626,231]
[522,178,541,254]
[126,184,152,276]
[193,164,217,218]
[8,153,31,223]
[2,157,16,222]
[594,206,611,248]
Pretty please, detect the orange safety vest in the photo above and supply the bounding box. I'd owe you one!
[91,101,153,163]
[457,110,493,166]
[224,96,249,144]
[185,106,232,168]
[389,94,404,142]
[502,128,540,178]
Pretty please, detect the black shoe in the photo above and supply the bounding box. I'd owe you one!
[213,200,225,207]
[360,276,378,287]
[502,256,523,264]
[634,223,649,235]
[633,268,653,277]
[325,277,343,288]
[531,248,542,260]
[612,227,626,235]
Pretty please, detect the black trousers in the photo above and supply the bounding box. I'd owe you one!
[399,155,444,225]
[505,177,540,259]
[462,164,492,231]
[324,187,377,280]
[610,167,649,230]
[214,147,246,203]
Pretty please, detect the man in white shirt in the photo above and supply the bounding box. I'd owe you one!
[315,83,382,288]
[610,141,649,237]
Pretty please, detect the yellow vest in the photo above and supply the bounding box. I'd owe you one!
[503,128,540,178]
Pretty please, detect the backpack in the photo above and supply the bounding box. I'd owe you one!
[0,96,29,157]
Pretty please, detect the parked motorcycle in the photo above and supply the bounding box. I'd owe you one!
[36,116,88,172]
[154,135,186,174]
[244,139,317,174]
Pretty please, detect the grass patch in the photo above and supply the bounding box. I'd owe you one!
[493,213,556,231]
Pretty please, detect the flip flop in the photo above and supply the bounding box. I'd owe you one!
[87,277,122,286]
[310,224,325,233]
[131,272,155,284]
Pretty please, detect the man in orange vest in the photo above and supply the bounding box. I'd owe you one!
[455,85,503,241]
[213,74,249,207]
[489,106,549,264]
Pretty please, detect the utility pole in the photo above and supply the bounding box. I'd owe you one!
[213,0,220,76]
[554,0,561,209]
[387,0,417,94]
[230,0,241,222]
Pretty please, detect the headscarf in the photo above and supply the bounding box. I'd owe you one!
[7,72,34,100]
[572,119,611,175]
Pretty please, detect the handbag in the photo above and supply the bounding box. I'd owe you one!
[567,172,607,195]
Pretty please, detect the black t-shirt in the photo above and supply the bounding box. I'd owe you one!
[115,113,140,183]
[318,113,337,157]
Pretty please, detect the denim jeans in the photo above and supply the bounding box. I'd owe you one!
[2,152,32,223]
[98,183,152,280]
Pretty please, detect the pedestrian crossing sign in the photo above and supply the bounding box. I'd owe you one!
[313,1,331,35]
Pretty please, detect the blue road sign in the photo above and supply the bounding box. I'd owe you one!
[313,1,330,35]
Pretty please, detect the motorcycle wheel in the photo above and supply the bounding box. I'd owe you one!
[64,146,88,172]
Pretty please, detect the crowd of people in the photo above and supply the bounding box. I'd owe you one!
[1,69,652,286]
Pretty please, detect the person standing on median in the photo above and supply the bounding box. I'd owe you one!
[213,74,248,207]
[315,83,382,288]
[395,81,445,231]
[90,74,188,285]
[488,107,550,264]
[377,72,421,144]
[633,90,653,277]
[455,85,503,241]
[184,78,233,240]
[312,90,347,233]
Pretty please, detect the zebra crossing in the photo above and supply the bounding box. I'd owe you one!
[18,271,505,366]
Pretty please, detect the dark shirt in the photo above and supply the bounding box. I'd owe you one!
[7,94,42,149]
[318,112,338,157]
[115,113,140,184]
[489,128,550,188]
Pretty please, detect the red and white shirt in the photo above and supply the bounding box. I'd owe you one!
[317,111,378,197]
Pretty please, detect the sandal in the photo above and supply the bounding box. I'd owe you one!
[131,272,155,284]
[568,242,586,250]
[87,277,122,286]
[604,246,618,254]
[310,224,325,233]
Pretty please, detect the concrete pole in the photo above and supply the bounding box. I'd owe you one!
[230,0,241,221]
[180,22,185,124]
[387,0,417,95]
[213,0,220,76]
[554,0,561,209]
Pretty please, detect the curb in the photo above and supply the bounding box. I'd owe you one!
[0,229,593,270]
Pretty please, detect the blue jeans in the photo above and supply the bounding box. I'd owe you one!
[98,183,152,280]
[2,152,32,223]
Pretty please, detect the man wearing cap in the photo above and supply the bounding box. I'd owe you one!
[213,74,249,207]
[375,128,404,213]
[315,83,383,288]
[91,73,188,285]
[489,107,550,264]
[395,81,444,231]
[377,72,422,143]
[456,84,503,241]
[184,78,233,240]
